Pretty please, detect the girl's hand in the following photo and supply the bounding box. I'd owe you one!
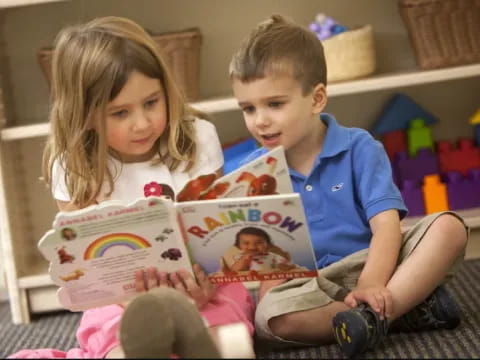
[169,264,218,310]
[120,267,170,307]
[134,267,171,293]
[344,285,393,320]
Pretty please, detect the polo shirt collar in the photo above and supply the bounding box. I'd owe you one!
[318,113,350,159]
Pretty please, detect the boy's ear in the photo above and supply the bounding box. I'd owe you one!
[311,83,327,114]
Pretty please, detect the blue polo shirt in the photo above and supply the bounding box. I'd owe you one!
[241,113,408,268]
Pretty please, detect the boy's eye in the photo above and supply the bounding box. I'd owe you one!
[144,98,158,109]
[242,106,255,114]
[269,101,283,109]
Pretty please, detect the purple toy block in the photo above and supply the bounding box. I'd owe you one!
[393,148,440,189]
[400,179,425,216]
[445,169,480,210]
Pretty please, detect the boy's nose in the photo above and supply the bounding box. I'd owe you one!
[254,111,271,128]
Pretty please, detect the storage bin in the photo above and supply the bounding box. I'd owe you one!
[37,27,202,101]
[322,24,376,83]
[399,0,480,70]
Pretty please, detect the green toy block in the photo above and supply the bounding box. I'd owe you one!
[407,118,434,157]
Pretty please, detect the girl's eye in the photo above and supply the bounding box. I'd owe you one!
[145,98,158,109]
[111,109,128,118]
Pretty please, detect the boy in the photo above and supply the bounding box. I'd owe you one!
[229,14,469,357]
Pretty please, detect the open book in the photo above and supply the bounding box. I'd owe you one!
[38,146,318,310]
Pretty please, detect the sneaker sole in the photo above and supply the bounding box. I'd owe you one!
[332,310,369,357]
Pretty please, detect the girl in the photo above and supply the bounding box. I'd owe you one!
[10,16,254,359]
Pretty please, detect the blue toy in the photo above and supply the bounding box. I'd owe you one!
[370,93,438,136]
[223,137,258,174]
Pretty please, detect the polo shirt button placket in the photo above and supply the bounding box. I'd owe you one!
[305,185,313,192]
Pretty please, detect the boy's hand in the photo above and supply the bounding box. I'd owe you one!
[169,264,218,310]
[344,285,393,320]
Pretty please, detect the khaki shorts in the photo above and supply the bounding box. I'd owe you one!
[255,211,469,345]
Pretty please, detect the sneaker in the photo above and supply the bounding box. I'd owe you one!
[332,303,388,358]
[392,285,461,333]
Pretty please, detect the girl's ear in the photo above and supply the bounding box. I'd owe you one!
[87,113,99,131]
[311,83,327,114]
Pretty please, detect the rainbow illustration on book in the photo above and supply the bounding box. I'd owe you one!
[84,233,151,260]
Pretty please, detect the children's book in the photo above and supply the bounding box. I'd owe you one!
[38,146,318,311]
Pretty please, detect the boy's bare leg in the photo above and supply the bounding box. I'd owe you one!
[385,214,467,320]
[268,301,349,344]
[266,214,467,345]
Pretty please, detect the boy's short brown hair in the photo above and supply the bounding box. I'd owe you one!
[229,14,327,94]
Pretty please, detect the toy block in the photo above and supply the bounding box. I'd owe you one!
[474,125,480,147]
[445,170,480,210]
[370,93,437,136]
[422,174,449,214]
[407,118,434,157]
[382,130,407,162]
[437,138,480,176]
[400,179,425,216]
[393,148,440,189]
[470,109,480,145]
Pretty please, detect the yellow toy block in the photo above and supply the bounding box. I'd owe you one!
[422,174,449,214]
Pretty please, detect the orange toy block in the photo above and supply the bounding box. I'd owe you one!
[422,174,449,214]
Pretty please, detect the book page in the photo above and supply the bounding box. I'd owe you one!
[38,197,192,311]
[176,146,292,201]
[177,193,318,283]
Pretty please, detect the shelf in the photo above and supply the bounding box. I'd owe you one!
[2,63,480,142]
[0,0,68,8]
[401,207,480,231]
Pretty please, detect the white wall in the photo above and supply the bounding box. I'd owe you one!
[0,250,8,302]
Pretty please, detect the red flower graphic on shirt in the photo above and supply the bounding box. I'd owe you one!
[144,182,163,197]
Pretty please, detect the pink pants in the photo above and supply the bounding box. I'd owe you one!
[9,283,255,359]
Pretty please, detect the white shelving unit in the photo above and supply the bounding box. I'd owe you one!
[0,0,479,324]
[3,63,480,141]
[0,0,68,8]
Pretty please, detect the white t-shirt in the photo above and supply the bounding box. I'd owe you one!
[52,118,223,204]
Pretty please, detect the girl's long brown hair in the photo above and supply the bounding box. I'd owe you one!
[42,16,205,208]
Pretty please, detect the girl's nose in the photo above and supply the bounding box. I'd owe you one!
[132,110,150,130]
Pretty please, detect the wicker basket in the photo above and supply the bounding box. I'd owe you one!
[322,24,376,83]
[399,0,480,70]
[37,28,202,101]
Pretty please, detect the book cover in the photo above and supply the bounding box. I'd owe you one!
[177,193,318,283]
[38,197,190,311]
[38,146,318,310]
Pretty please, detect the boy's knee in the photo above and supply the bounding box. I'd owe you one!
[435,213,468,251]
[268,313,299,340]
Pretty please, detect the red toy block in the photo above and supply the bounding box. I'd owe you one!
[382,130,407,162]
[437,138,480,176]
